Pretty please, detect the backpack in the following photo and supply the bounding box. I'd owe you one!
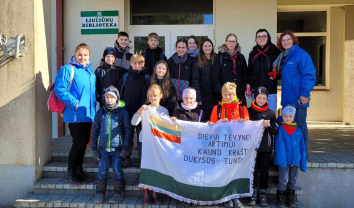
[120,72,150,95]
[216,103,246,120]
[47,64,74,114]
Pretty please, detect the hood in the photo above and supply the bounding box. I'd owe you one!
[218,44,241,54]
[69,56,92,69]
[127,65,148,74]
[103,85,120,102]
[114,40,131,54]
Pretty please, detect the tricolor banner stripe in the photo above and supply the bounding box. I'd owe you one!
[149,115,181,144]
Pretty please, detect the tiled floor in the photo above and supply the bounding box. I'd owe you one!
[52,126,354,169]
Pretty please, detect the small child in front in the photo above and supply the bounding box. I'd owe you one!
[275,105,307,208]
[131,84,168,206]
[209,82,249,208]
[91,86,132,204]
[247,86,279,207]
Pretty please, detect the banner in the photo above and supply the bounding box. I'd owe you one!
[81,11,119,35]
[139,109,264,205]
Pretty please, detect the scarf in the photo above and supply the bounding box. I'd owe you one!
[221,96,240,119]
[252,45,270,63]
[181,102,198,111]
[227,52,238,75]
[281,122,298,135]
[269,49,290,79]
[172,52,188,65]
[251,100,269,112]
[187,49,199,58]
[104,102,117,111]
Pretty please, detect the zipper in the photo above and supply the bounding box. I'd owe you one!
[108,112,112,152]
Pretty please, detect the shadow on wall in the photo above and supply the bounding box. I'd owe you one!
[0,48,14,68]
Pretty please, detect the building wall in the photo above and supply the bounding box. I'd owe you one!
[343,5,354,123]
[0,0,52,206]
[63,0,125,69]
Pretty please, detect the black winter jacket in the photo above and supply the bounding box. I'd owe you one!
[173,106,207,122]
[247,44,280,95]
[212,46,248,101]
[142,47,167,76]
[248,105,278,152]
[118,66,150,117]
[95,62,126,107]
[192,58,218,119]
[141,80,178,116]
[167,54,194,100]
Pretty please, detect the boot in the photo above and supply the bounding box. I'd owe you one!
[276,190,286,208]
[123,157,130,168]
[286,189,296,207]
[248,188,258,206]
[223,200,233,207]
[66,168,80,185]
[231,198,244,208]
[94,180,107,204]
[259,189,268,207]
[109,180,125,204]
[143,188,150,206]
[152,190,162,205]
[75,166,92,182]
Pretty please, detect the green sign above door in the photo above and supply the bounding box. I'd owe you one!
[81,11,119,35]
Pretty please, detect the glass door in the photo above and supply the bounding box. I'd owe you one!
[170,30,214,55]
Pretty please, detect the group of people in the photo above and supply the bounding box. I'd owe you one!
[53,29,316,208]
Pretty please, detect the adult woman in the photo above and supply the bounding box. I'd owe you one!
[54,43,96,184]
[247,29,280,113]
[212,33,248,102]
[167,39,194,103]
[192,38,217,119]
[141,60,178,116]
[275,30,316,155]
[186,35,199,62]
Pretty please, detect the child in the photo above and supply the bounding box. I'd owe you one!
[171,88,206,122]
[209,82,249,126]
[131,84,168,206]
[113,31,133,70]
[209,82,249,208]
[186,35,199,62]
[275,105,307,208]
[142,32,167,76]
[167,39,194,102]
[141,60,178,116]
[247,86,279,207]
[95,47,126,107]
[118,53,150,167]
[91,86,132,204]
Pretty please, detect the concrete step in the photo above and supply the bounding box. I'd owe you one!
[42,162,281,183]
[32,177,303,201]
[14,194,306,208]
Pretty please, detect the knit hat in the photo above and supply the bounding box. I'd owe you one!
[103,86,120,103]
[222,82,237,95]
[103,47,116,59]
[281,105,296,118]
[254,86,269,99]
[182,88,196,100]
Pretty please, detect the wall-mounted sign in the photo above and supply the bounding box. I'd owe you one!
[81,11,119,35]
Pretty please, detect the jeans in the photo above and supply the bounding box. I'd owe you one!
[252,93,277,114]
[253,152,271,189]
[278,165,298,191]
[98,148,124,181]
[68,122,92,170]
[295,108,308,155]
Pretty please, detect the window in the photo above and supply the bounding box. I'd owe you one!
[130,0,213,25]
[277,11,327,87]
[133,36,165,54]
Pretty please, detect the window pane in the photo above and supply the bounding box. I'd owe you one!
[177,36,208,47]
[134,36,165,54]
[131,0,213,25]
[277,36,326,86]
[277,11,326,33]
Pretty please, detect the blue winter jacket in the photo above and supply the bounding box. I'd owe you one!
[54,56,96,123]
[281,44,316,108]
[274,118,307,172]
[91,105,132,151]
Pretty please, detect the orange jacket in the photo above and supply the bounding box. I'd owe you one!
[210,102,249,123]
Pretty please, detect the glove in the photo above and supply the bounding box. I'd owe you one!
[120,146,130,159]
[92,149,99,161]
